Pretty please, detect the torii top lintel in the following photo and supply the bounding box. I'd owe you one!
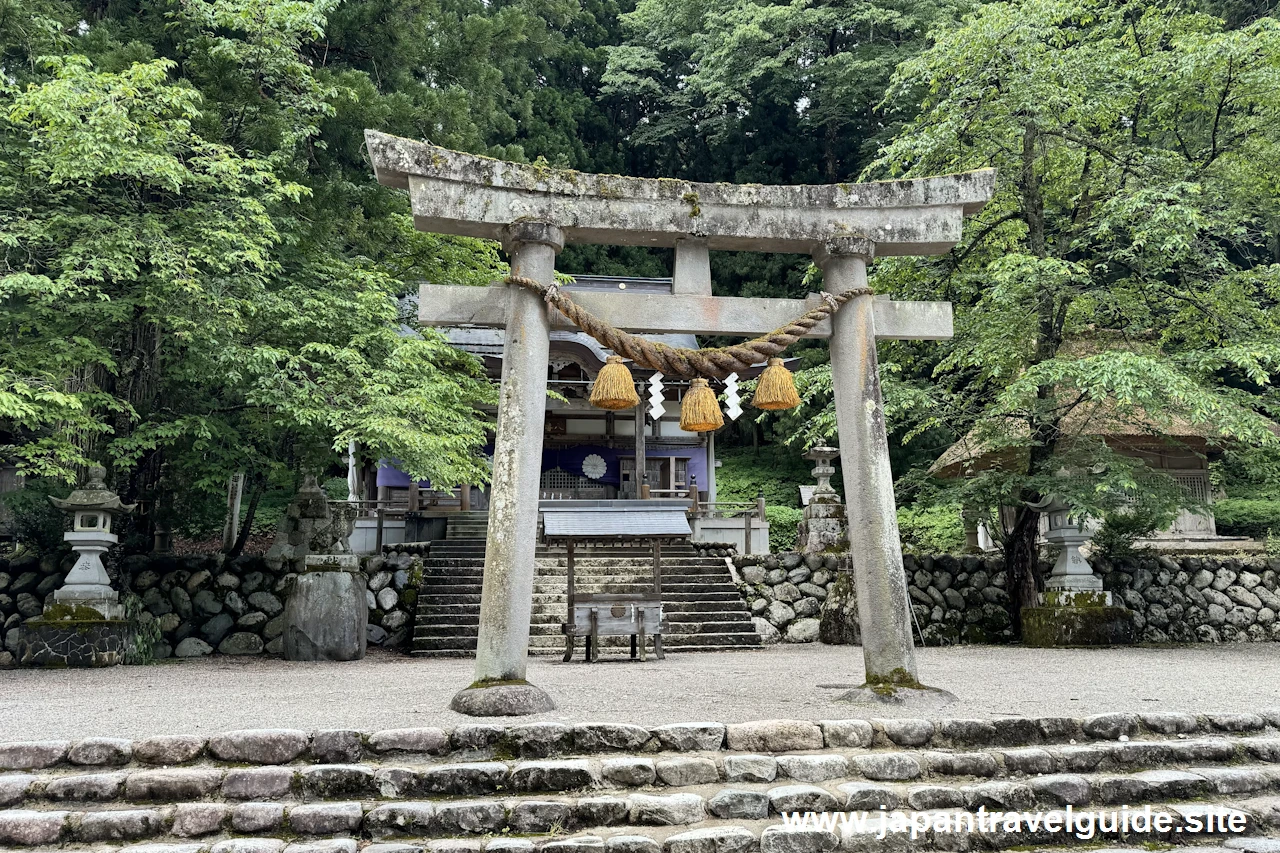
[366,131,995,257]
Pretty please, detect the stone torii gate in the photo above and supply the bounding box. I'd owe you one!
[366,130,994,715]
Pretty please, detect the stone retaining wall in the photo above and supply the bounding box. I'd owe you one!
[7,547,1278,664]
[0,549,418,665]
[1095,554,1280,643]
[737,552,1280,646]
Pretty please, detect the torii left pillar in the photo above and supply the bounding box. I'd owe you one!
[450,222,561,716]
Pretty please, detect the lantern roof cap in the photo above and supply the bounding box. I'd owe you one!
[49,465,136,515]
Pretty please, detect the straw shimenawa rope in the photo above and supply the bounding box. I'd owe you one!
[504,275,872,379]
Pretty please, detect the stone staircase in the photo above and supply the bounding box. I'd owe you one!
[411,513,488,657]
[412,514,761,658]
[3,711,1280,851]
[529,550,761,656]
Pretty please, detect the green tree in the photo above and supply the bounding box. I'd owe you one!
[795,0,1280,628]
[602,0,968,183]
[0,0,505,551]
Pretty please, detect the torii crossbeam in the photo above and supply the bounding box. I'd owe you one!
[366,130,995,714]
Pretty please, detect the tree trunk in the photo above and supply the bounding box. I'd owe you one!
[228,473,266,559]
[1000,120,1056,633]
[1004,504,1043,637]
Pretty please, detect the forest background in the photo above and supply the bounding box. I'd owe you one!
[3,0,1280,624]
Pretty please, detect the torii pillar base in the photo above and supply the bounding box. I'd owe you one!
[837,683,958,708]
[451,681,556,717]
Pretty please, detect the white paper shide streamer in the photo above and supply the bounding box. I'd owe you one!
[648,373,666,420]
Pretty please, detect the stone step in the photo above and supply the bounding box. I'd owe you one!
[0,826,1272,853]
[533,570,735,577]
[535,557,716,564]
[413,608,481,621]
[526,630,762,646]
[414,594,481,605]
[416,585,486,596]
[413,624,482,638]
[1,784,1277,851]
[10,755,1280,810]
[528,641,769,655]
[527,601,748,615]
[523,621,754,637]
[528,591,745,603]
[6,719,1280,776]
[529,582,741,592]
[409,636,477,651]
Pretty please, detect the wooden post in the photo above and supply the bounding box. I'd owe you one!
[653,539,662,595]
[375,508,385,552]
[566,538,576,613]
[707,430,717,503]
[635,406,646,500]
[407,482,419,512]
[688,475,699,515]
[460,485,471,512]
[744,510,752,556]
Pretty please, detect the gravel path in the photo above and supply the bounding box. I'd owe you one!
[3,644,1277,740]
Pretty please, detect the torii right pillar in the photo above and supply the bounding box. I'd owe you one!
[816,237,955,706]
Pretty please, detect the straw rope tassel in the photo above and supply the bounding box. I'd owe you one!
[680,378,724,433]
[752,357,801,410]
[589,355,640,410]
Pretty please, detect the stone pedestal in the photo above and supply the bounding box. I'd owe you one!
[283,555,368,661]
[19,602,128,668]
[1021,496,1134,647]
[1022,589,1135,647]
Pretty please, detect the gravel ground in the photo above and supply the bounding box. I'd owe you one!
[2,644,1277,740]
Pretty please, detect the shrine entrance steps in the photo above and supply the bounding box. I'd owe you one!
[3,714,1280,851]
[410,516,762,657]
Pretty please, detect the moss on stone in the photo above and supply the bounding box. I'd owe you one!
[34,603,115,622]
[1021,605,1135,647]
[862,667,926,695]
[468,677,533,689]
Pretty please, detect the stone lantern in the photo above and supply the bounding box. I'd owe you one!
[1020,493,1134,648]
[797,446,847,554]
[47,464,135,619]
[18,465,135,667]
[1032,494,1102,596]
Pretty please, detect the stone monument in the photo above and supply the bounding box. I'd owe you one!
[366,130,994,712]
[19,465,134,667]
[1021,495,1135,646]
[283,554,368,661]
[265,474,354,573]
[797,447,846,554]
